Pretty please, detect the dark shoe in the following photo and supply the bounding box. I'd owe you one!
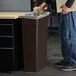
[55,60,69,65]
[61,65,76,71]
[54,60,69,68]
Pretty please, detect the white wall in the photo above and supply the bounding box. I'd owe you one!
[0,0,31,12]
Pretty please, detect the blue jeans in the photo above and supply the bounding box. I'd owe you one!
[59,11,76,65]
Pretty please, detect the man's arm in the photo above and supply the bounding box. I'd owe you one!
[61,0,75,14]
[44,0,51,4]
[65,0,75,8]
[39,0,51,10]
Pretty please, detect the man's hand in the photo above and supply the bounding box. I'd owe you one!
[61,5,70,14]
[39,2,47,11]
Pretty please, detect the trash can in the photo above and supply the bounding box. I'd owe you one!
[21,12,50,72]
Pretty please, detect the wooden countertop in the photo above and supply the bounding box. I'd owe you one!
[0,12,27,19]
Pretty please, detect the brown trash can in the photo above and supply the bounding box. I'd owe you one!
[22,15,49,72]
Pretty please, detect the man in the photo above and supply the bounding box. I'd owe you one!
[39,0,76,71]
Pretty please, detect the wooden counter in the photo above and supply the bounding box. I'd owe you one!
[0,12,27,19]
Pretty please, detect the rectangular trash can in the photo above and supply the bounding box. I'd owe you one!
[21,12,50,72]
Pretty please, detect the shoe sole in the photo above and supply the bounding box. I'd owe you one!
[61,68,76,71]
